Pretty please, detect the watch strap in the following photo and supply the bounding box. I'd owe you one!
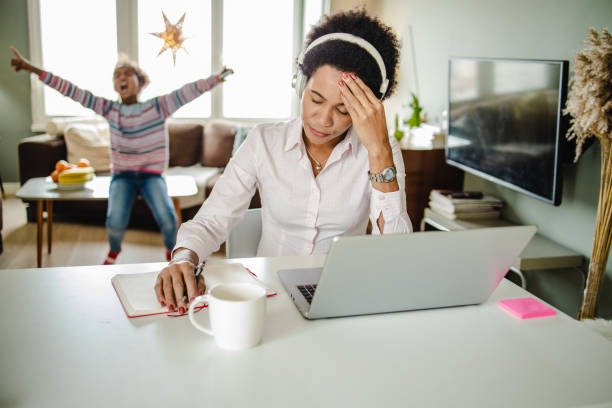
[368,171,384,183]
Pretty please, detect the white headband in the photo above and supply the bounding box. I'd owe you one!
[298,32,389,97]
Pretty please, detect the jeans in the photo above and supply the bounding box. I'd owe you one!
[106,172,178,253]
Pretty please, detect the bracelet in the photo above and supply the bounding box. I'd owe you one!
[168,259,196,267]
[169,247,198,267]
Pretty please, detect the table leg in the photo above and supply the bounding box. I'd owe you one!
[47,200,53,254]
[172,198,183,227]
[36,200,43,268]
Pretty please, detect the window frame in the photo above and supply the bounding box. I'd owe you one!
[27,0,328,131]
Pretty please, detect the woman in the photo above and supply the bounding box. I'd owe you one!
[155,9,412,313]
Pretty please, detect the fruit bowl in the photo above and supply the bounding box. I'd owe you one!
[48,166,95,191]
[47,176,95,191]
[56,180,92,191]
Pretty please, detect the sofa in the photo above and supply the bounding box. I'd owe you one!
[17,119,260,227]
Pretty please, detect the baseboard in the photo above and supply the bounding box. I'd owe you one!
[2,182,20,196]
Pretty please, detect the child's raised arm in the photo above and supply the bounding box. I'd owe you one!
[9,46,43,76]
[154,67,233,119]
[10,45,114,118]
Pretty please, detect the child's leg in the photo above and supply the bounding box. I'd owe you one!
[139,174,178,251]
[106,173,138,253]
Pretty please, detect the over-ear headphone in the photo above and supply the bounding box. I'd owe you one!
[292,32,389,101]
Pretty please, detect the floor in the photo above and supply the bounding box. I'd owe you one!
[0,193,224,269]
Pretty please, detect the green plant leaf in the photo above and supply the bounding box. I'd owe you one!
[393,128,404,142]
[408,93,422,128]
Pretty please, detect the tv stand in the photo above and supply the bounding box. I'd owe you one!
[421,208,584,288]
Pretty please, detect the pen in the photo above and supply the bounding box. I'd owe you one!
[194,260,206,283]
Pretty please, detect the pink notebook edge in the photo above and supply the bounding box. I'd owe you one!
[498,297,556,319]
[112,279,208,318]
[245,267,278,296]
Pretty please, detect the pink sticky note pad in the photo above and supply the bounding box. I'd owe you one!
[498,298,556,319]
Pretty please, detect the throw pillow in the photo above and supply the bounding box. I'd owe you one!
[202,120,240,167]
[168,122,203,167]
[46,116,106,136]
[64,122,111,172]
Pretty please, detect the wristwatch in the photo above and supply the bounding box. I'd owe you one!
[368,165,397,183]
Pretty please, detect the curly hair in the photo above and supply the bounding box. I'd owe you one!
[300,8,400,100]
[113,53,150,89]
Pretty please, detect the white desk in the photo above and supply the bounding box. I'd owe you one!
[1,256,612,407]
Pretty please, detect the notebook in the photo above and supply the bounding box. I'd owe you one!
[112,263,277,318]
[278,226,537,319]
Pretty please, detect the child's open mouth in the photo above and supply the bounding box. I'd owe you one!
[120,83,128,91]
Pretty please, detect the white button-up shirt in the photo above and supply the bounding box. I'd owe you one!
[175,118,412,261]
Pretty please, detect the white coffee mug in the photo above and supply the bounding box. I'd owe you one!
[188,282,267,350]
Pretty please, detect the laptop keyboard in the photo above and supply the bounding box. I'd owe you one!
[297,284,318,304]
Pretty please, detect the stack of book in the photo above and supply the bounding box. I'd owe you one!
[428,190,504,220]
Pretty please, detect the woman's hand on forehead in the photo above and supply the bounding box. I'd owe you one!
[338,72,390,154]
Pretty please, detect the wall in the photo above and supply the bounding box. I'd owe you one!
[0,0,33,183]
[366,0,612,317]
[330,0,372,13]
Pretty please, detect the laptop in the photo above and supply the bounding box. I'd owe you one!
[277,226,537,319]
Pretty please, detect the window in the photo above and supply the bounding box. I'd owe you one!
[28,0,326,130]
[303,0,325,41]
[222,0,294,118]
[37,0,117,117]
[138,0,212,118]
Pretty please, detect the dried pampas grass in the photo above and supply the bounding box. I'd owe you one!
[564,28,612,161]
[565,28,612,319]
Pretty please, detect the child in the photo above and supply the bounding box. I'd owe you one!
[10,46,232,264]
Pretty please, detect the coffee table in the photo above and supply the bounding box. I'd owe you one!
[16,175,198,267]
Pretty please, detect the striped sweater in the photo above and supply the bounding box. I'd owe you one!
[40,71,220,174]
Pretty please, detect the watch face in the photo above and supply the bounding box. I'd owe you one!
[382,167,396,182]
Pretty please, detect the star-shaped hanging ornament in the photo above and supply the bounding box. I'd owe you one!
[151,11,189,65]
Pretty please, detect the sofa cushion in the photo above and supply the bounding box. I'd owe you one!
[168,122,203,167]
[164,164,220,209]
[202,120,237,167]
[46,116,106,136]
[64,122,111,171]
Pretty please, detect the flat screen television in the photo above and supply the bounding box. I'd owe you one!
[446,57,569,205]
